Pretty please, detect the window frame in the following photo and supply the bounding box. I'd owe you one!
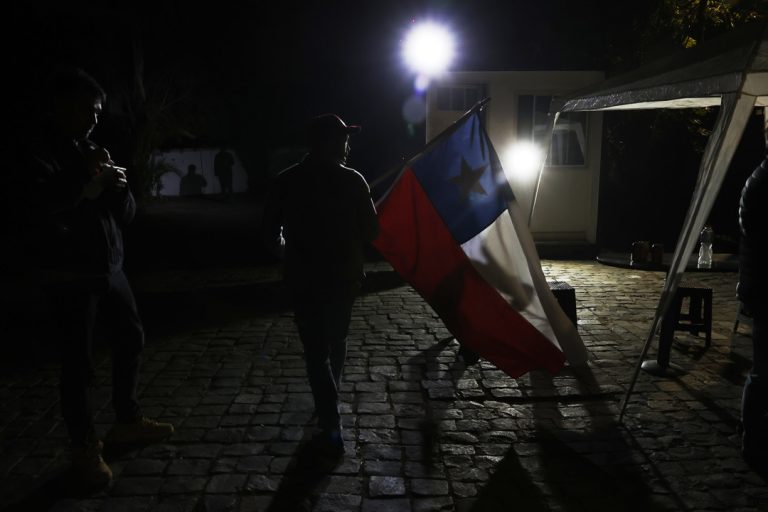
[517,93,589,168]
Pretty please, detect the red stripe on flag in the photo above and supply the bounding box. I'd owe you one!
[374,169,565,377]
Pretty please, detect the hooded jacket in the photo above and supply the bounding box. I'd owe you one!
[738,156,768,309]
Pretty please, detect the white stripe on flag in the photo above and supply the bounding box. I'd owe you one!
[461,211,563,352]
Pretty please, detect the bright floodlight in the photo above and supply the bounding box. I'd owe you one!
[403,22,455,76]
[503,142,544,180]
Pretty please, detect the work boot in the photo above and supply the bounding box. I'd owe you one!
[105,416,174,446]
[71,439,112,488]
[311,428,345,458]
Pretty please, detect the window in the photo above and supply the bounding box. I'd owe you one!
[436,84,487,111]
[517,94,587,166]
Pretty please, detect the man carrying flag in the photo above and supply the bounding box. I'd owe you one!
[373,101,588,377]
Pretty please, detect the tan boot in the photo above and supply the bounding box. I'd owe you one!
[105,416,174,445]
[71,439,112,488]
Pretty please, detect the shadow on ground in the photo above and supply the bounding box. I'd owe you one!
[470,367,680,512]
[1,467,92,512]
[264,429,347,512]
[0,269,406,370]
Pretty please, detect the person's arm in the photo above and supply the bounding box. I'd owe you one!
[12,154,86,266]
[25,156,85,216]
[103,184,136,226]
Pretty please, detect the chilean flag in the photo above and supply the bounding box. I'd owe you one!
[373,107,588,377]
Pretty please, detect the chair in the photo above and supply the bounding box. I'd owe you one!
[656,283,712,369]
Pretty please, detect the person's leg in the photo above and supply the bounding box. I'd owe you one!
[102,270,174,445]
[53,280,101,447]
[327,294,354,390]
[743,313,768,463]
[295,300,342,433]
[51,278,112,485]
[103,270,144,423]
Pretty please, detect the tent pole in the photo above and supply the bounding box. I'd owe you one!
[528,112,560,227]
[618,92,756,422]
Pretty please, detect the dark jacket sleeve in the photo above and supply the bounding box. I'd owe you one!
[25,155,85,217]
[103,187,136,226]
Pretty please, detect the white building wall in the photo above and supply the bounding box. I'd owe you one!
[426,71,604,243]
[152,148,248,197]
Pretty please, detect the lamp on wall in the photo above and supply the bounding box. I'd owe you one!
[502,141,543,181]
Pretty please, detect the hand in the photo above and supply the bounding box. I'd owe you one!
[101,164,128,190]
[83,145,112,177]
[81,165,128,200]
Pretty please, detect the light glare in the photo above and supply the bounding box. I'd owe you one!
[403,22,455,76]
[503,142,543,180]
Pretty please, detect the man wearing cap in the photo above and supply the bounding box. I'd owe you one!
[263,114,378,456]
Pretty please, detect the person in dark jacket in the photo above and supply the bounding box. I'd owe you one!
[738,152,768,471]
[11,67,173,487]
[263,114,378,457]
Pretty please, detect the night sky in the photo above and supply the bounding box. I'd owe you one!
[3,1,626,186]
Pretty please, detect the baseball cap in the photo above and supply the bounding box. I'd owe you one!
[308,114,361,141]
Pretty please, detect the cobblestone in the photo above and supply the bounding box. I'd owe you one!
[0,260,766,510]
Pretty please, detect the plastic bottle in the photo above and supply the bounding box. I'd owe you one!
[697,226,713,269]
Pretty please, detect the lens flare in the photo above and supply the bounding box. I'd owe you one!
[402,95,426,124]
[414,74,431,93]
[403,22,455,77]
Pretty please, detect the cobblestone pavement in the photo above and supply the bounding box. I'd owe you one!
[1,260,766,511]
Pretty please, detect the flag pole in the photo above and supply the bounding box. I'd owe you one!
[369,98,492,191]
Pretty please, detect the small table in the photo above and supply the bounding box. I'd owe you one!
[596,250,738,273]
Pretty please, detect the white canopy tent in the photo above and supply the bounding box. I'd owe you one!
[546,21,768,420]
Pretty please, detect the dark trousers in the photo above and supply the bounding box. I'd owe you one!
[292,285,357,432]
[47,270,144,446]
[742,310,768,456]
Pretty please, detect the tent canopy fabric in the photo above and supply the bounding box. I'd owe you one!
[551,21,768,112]
[544,21,768,421]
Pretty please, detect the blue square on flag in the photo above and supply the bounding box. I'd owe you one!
[410,116,512,244]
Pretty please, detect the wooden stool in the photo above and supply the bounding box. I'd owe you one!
[656,284,712,368]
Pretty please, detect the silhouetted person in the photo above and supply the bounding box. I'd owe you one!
[738,148,768,472]
[263,114,378,457]
[214,148,235,199]
[179,163,206,196]
[10,67,173,488]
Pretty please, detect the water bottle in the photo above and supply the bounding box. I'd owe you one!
[697,226,713,269]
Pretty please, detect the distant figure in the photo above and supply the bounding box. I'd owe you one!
[738,149,768,472]
[179,164,206,195]
[10,67,173,487]
[262,114,378,458]
[214,148,235,199]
